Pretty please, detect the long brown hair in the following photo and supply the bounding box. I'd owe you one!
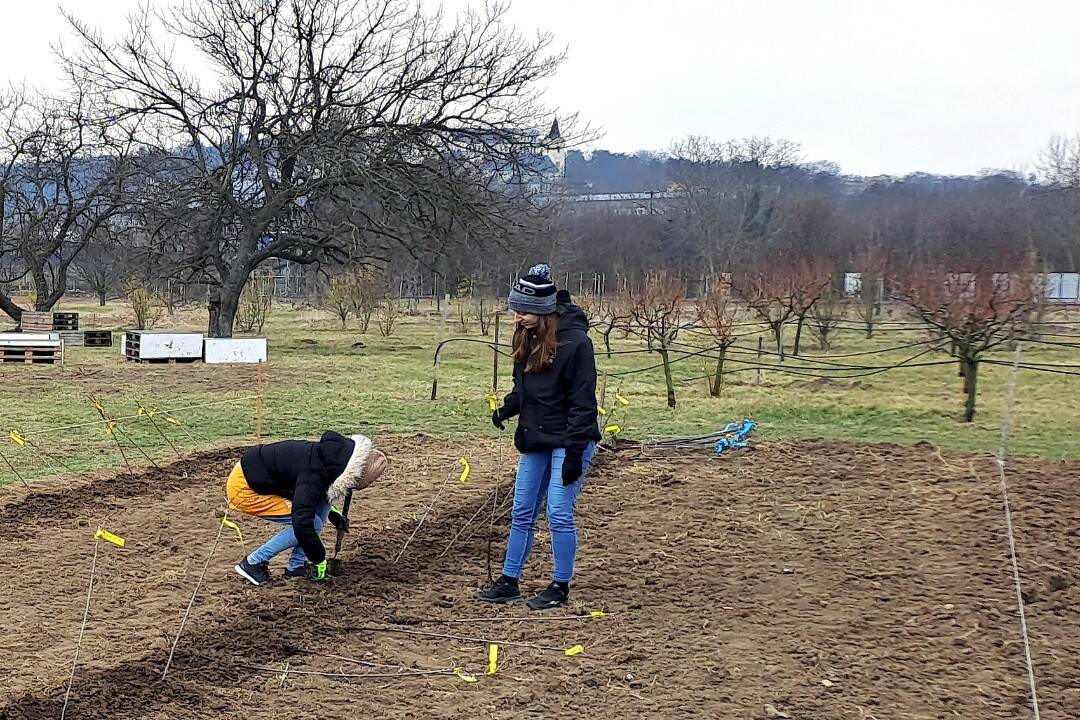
[512,314,560,373]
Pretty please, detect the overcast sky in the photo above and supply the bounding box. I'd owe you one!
[2,0,1078,176]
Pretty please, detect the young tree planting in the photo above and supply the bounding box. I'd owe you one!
[630,276,685,408]
[697,280,738,397]
[891,266,1038,422]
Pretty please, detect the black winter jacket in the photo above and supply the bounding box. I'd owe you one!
[240,431,356,564]
[498,305,601,454]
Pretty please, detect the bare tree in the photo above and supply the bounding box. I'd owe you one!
[852,242,888,338]
[348,267,382,334]
[377,297,401,337]
[667,135,801,276]
[697,280,738,397]
[0,87,138,321]
[62,0,579,337]
[123,277,166,330]
[234,271,273,334]
[809,287,846,352]
[323,274,354,330]
[734,268,796,361]
[885,260,1036,423]
[630,276,685,408]
[1036,134,1080,188]
[74,231,129,306]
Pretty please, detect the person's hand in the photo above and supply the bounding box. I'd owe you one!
[309,560,328,581]
[492,410,506,431]
[329,507,350,534]
[561,451,584,486]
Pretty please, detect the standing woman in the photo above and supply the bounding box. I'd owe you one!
[477,264,601,610]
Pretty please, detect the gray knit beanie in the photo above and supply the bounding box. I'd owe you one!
[508,263,558,315]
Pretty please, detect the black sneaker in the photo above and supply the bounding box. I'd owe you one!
[475,575,523,604]
[234,558,271,585]
[284,565,308,581]
[527,582,569,610]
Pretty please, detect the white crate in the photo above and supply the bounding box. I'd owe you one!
[203,337,267,364]
[125,331,204,360]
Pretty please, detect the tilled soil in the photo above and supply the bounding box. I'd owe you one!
[0,437,1076,720]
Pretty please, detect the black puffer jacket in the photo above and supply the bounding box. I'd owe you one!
[240,431,356,564]
[498,305,601,454]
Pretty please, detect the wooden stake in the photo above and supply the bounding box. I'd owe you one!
[255,361,265,443]
[61,538,100,720]
[492,312,502,393]
[162,516,227,679]
[756,336,764,386]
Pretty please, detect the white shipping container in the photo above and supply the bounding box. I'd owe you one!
[203,338,268,364]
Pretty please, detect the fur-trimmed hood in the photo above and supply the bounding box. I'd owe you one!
[319,431,376,509]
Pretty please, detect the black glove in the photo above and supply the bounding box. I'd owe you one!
[329,507,350,534]
[562,451,584,486]
[492,409,506,431]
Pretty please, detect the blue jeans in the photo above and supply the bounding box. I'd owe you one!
[246,499,330,571]
[502,443,596,584]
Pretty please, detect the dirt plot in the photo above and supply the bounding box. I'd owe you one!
[1,437,1077,719]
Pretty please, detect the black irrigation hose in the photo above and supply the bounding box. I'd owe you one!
[982,360,1080,377]
[681,341,950,369]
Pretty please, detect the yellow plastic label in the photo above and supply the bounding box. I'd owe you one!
[458,457,471,483]
[486,644,498,675]
[137,407,145,417]
[105,421,117,436]
[9,431,25,446]
[485,393,498,412]
[604,425,622,435]
[453,667,478,683]
[166,417,180,425]
[95,529,126,547]
[589,610,606,618]
[222,518,243,544]
[564,645,585,657]
[597,406,607,416]
[93,402,104,412]
[616,394,630,406]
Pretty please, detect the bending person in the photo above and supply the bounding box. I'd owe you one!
[226,431,387,584]
[478,264,601,610]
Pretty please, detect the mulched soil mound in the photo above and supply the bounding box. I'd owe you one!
[0,437,1076,720]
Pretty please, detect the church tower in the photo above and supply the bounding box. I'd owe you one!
[544,117,566,178]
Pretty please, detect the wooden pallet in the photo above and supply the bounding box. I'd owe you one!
[19,312,53,333]
[123,356,198,364]
[0,346,62,364]
[59,331,85,347]
[53,313,80,331]
[84,331,113,348]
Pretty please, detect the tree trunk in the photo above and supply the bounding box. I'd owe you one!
[793,315,806,356]
[603,326,614,358]
[207,284,242,338]
[0,293,25,323]
[772,323,785,361]
[962,358,979,423]
[710,345,727,397]
[98,289,107,306]
[659,346,676,408]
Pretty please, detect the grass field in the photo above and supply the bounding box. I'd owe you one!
[1,295,1079,485]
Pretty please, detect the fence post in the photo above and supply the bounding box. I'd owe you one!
[756,336,764,386]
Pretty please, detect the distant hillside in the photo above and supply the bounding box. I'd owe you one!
[563,149,671,193]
